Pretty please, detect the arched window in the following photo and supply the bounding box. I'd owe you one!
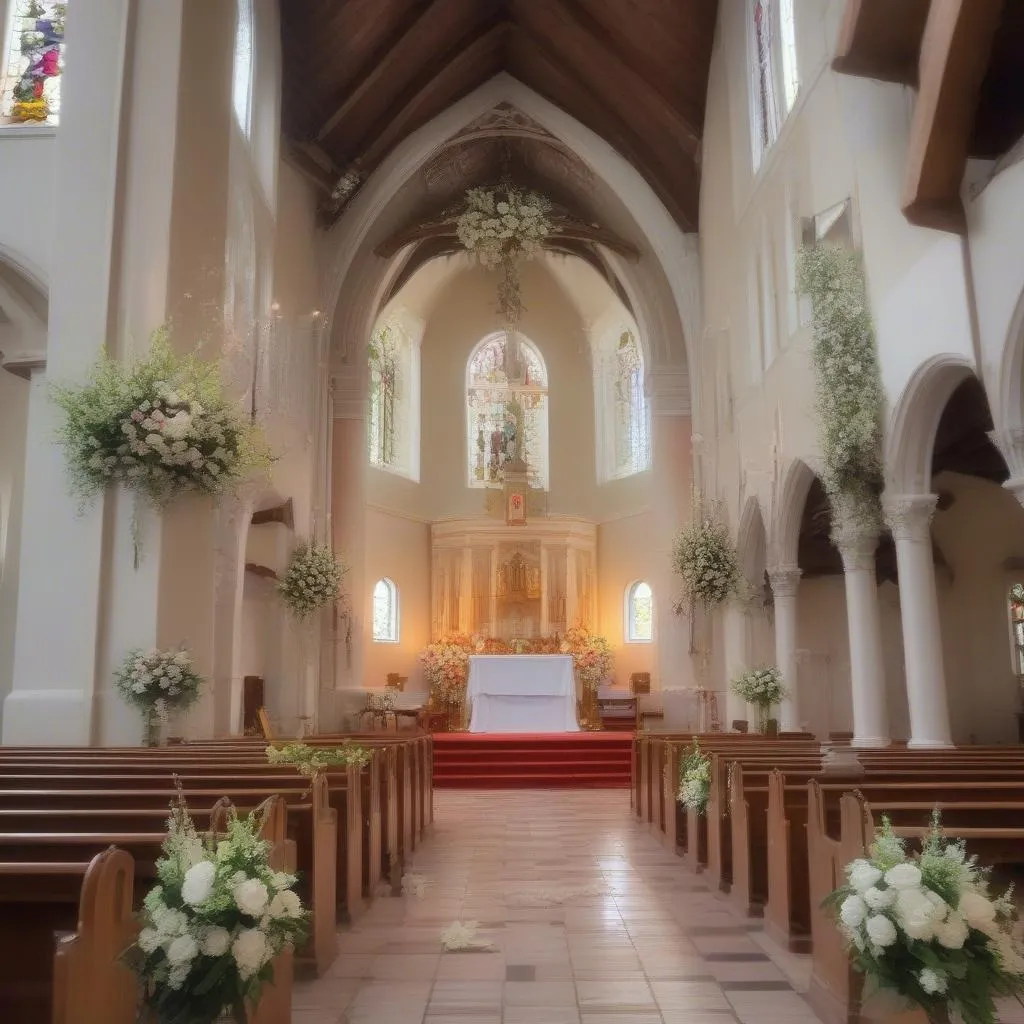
[611,330,650,477]
[232,0,254,135]
[1009,584,1024,676]
[1,1,66,126]
[748,0,799,168]
[626,581,653,643]
[466,332,548,490]
[372,578,399,643]
[368,316,420,481]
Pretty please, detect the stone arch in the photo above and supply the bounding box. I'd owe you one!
[320,74,695,391]
[736,495,768,585]
[771,458,817,568]
[884,354,976,495]
[0,245,49,368]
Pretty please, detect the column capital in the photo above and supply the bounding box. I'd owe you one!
[883,493,938,542]
[767,566,802,599]
[833,517,880,572]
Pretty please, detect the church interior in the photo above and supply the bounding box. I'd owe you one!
[3,1,1024,1022]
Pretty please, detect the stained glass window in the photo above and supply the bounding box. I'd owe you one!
[466,332,549,490]
[626,581,653,643]
[751,0,779,159]
[368,324,399,469]
[1009,584,1024,675]
[232,0,253,135]
[372,578,399,643]
[612,330,650,477]
[1,1,66,126]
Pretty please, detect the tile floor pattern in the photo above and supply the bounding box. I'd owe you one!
[293,790,1024,1024]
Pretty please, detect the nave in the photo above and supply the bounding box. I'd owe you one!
[293,789,845,1024]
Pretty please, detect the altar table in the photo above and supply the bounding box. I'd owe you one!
[466,654,580,733]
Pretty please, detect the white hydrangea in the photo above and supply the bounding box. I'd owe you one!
[865,913,897,948]
[840,895,868,930]
[232,927,271,979]
[166,934,198,967]
[234,878,270,918]
[918,968,948,995]
[199,926,232,958]
[863,885,896,911]
[181,860,216,906]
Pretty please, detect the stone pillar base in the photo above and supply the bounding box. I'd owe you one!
[907,738,955,749]
[851,735,891,748]
[2,688,91,745]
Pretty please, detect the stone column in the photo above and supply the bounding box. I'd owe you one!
[884,494,953,747]
[539,543,549,635]
[834,521,890,747]
[768,567,802,731]
[565,547,578,627]
[458,546,473,634]
[990,428,1024,509]
[722,602,750,727]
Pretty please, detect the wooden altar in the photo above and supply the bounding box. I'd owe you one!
[430,517,597,640]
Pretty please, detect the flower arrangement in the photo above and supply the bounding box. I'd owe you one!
[278,543,345,618]
[731,667,786,732]
[366,691,395,714]
[124,798,308,1024]
[677,740,710,814]
[114,647,203,746]
[420,635,472,705]
[798,244,885,534]
[563,625,614,691]
[53,329,271,512]
[671,499,741,613]
[456,184,552,270]
[266,742,371,777]
[829,812,1024,1024]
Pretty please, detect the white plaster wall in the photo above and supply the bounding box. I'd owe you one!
[0,137,56,282]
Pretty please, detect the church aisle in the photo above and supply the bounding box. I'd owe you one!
[293,790,826,1024]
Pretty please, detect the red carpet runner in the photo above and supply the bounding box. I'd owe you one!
[432,731,633,789]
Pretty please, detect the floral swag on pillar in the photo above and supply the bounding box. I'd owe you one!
[52,327,272,566]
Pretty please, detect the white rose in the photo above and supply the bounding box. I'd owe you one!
[848,859,883,893]
[840,894,868,930]
[138,927,161,954]
[268,889,303,919]
[166,934,198,966]
[234,878,269,917]
[199,926,232,958]
[933,912,968,950]
[883,863,922,890]
[181,860,216,906]
[959,890,997,931]
[865,913,898,948]
[231,927,270,979]
[864,886,896,911]
[918,968,947,995]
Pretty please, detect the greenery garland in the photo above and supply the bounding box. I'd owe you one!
[671,499,741,613]
[277,543,345,619]
[53,329,271,509]
[797,245,885,532]
[676,740,710,814]
[266,742,371,777]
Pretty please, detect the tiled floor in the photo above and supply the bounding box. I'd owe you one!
[293,789,830,1024]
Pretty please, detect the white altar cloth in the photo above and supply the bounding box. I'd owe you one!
[466,655,580,733]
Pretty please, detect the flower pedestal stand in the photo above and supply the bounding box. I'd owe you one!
[578,687,603,731]
[143,710,161,748]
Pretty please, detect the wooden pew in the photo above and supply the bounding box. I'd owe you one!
[0,779,339,977]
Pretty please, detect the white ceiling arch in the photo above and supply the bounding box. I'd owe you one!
[319,73,700,395]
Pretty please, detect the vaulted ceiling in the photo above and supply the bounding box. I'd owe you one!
[279,0,718,231]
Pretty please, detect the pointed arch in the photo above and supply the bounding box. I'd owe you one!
[771,458,817,567]
[737,495,768,583]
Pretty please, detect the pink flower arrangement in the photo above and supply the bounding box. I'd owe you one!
[420,635,473,704]
[564,625,614,691]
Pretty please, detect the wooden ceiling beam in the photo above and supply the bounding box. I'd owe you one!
[901,0,1004,233]
[511,0,701,161]
[281,141,337,196]
[508,23,698,230]
[316,0,476,142]
[832,0,930,84]
[356,20,508,170]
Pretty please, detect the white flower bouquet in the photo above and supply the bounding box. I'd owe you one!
[278,543,345,618]
[53,329,271,510]
[731,667,787,733]
[266,741,371,777]
[456,184,552,269]
[677,740,710,814]
[125,799,308,1024]
[114,647,203,746]
[829,812,1024,1024]
[671,501,741,613]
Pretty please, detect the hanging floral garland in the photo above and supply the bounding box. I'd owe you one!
[278,543,345,619]
[797,244,885,533]
[456,183,552,325]
[671,498,742,613]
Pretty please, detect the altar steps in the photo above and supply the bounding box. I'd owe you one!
[432,732,633,789]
